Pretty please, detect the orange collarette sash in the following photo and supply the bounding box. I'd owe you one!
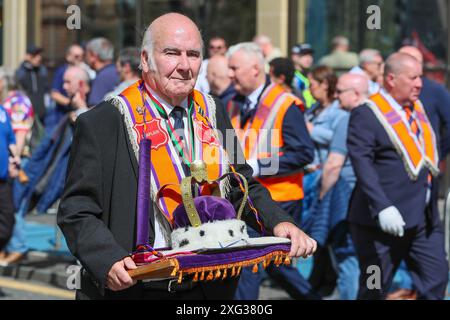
[367,91,439,180]
[116,80,229,226]
[229,83,305,202]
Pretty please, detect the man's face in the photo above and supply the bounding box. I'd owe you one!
[147,25,202,101]
[228,50,259,96]
[208,39,226,57]
[63,69,81,96]
[336,79,358,111]
[389,60,423,104]
[85,50,96,68]
[363,55,383,81]
[67,46,84,65]
[291,53,313,70]
[29,54,42,67]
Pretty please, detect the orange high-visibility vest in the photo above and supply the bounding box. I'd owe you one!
[227,84,305,202]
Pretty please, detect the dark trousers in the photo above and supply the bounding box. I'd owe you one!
[0,180,15,250]
[235,200,321,300]
[350,221,448,300]
[77,273,239,300]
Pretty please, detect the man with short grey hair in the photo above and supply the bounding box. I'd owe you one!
[86,37,119,106]
[227,42,316,300]
[349,48,383,95]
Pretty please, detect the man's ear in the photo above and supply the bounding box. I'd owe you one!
[141,51,150,73]
[385,73,395,88]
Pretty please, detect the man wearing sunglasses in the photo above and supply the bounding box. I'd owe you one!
[195,37,228,94]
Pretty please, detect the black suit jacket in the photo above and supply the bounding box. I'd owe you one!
[346,104,440,229]
[57,97,295,298]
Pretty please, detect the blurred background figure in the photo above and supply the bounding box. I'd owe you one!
[196,36,228,94]
[319,36,358,75]
[304,66,359,299]
[227,42,317,300]
[349,49,384,95]
[106,47,141,99]
[337,73,370,112]
[48,44,85,132]
[291,43,316,109]
[0,65,90,267]
[0,68,34,159]
[269,57,297,94]
[85,37,119,106]
[206,55,235,110]
[253,34,282,72]
[0,100,18,254]
[15,45,49,126]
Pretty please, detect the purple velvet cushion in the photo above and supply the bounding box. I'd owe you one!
[173,196,237,228]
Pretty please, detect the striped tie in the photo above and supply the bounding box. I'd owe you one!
[404,105,421,140]
[404,105,432,202]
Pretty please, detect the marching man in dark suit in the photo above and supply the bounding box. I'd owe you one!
[57,13,316,300]
[347,52,448,300]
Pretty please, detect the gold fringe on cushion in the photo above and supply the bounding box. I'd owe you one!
[169,250,290,285]
[222,268,227,280]
[284,256,291,265]
[237,266,242,275]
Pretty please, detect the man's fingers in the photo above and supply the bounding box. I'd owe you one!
[116,267,134,286]
[305,238,316,257]
[107,273,121,291]
[124,257,137,270]
[289,235,299,257]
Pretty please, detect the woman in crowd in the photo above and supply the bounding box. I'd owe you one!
[302,65,359,300]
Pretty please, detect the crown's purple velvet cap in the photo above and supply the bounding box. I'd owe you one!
[173,196,237,228]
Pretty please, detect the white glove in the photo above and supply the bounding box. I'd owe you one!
[247,158,260,177]
[378,206,406,237]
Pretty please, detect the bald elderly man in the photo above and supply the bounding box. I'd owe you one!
[206,55,236,110]
[336,73,369,112]
[58,13,316,300]
[399,46,450,158]
[319,73,369,200]
[347,52,448,299]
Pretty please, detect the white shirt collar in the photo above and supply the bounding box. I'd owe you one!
[246,83,265,110]
[379,88,407,112]
[146,83,189,116]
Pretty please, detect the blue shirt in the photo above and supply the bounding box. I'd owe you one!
[0,106,16,180]
[88,64,120,106]
[52,63,69,100]
[307,100,355,187]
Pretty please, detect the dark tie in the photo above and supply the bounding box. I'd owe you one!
[241,97,253,127]
[171,106,186,143]
[171,106,190,175]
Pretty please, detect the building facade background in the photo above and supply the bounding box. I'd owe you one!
[1,0,449,79]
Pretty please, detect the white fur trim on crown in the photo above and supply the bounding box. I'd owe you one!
[171,219,250,251]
